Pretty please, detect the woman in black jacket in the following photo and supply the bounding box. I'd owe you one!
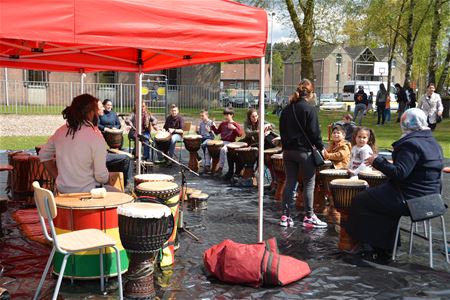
[346,108,444,259]
[279,79,326,228]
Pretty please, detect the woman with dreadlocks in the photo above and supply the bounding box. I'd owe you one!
[39,94,112,193]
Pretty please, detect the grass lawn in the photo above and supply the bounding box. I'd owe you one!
[1,109,449,157]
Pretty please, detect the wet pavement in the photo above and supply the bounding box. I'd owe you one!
[1,149,450,299]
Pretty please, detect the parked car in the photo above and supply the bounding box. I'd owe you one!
[319,94,346,110]
[318,93,336,104]
[231,91,255,107]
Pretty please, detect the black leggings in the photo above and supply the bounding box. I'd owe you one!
[377,104,386,124]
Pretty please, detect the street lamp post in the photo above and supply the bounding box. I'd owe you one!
[336,53,342,98]
[379,67,385,86]
[269,12,275,105]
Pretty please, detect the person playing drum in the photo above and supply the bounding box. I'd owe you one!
[128,102,158,161]
[241,108,278,149]
[97,100,133,189]
[39,94,118,193]
[323,125,351,170]
[196,109,215,173]
[98,99,121,132]
[211,107,243,177]
[162,104,184,161]
[347,127,377,178]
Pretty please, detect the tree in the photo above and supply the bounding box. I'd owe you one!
[285,0,315,80]
[427,0,444,85]
[437,35,450,93]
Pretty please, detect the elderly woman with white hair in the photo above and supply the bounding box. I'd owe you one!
[345,108,444,260]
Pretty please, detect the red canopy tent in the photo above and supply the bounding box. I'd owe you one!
[0,0,268,241]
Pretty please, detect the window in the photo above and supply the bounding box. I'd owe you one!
[24,70,48,87]
[98,71,117,84]
[343,85,355,93]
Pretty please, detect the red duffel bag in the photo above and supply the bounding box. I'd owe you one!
[203,237,310,288]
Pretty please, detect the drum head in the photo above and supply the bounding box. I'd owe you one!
[227,142,247,149]
[104,127,122,133]
[155,131,171,140]
[264,147,282,154]
[189,193,209,200]
[184,134,202,140]
[330,179,368,187]
[358,170,386,178]
[320,169,348,176]
[271,153,283,160]
[134,174,174,182]
[207,140,224,146]
[235,147,258,153]
[137,181,179,192]
[185,187,202,195]
[118,202,171,218]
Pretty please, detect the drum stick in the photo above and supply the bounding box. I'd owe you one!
[58,192,91,197]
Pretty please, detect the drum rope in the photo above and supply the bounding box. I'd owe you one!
[125,260,155,280]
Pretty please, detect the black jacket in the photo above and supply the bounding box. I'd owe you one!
[396,88,408,104]
[279,100,324,152]
[370,130,443,207]
[354,90,368,105]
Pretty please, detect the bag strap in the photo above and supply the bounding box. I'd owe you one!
[291,104,316,151]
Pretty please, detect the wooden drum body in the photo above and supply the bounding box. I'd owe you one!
[358,170,387,188]
[263,147,282,189]
[271,153,285,201]
[118,202,174,299]
[183,134,202,172]
[227,142,247,175]
[319,169,349,224]
[104,128,123,149]
[53,192,134,279]
[155,131,172,154]
[206,140,224,172]
[235,147,258,179]
[329,179,368,251]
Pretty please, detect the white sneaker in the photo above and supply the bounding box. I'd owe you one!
[279,215,294,227]
[302,214,327,228]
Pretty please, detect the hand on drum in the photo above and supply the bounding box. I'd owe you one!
[364,153,378,167]
[347,169,356,176]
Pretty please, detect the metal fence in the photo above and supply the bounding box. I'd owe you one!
[0,80,341,115]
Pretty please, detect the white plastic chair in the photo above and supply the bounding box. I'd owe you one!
[32,181,123,300]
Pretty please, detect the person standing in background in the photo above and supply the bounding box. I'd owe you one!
[418,83,443,131]
[353,86,368,126]
[376,83,387,126]
[395,83,408,122]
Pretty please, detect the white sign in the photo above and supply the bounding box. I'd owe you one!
[374,62,388,76]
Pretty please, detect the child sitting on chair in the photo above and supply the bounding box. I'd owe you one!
[196,109,215,173]
[334,114,356,142]
[211,107,243,176]
[323,125,351,170]
[347,127,377,178]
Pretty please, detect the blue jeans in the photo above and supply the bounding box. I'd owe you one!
[384,108,391,122]
[354,103,366,126]
[282,150,316,217]
[201,138,213,167]
[106,153,132,186]
[169,133,183,158]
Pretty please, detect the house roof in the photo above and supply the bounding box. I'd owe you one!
[221,64,269,80]
[285,44,342,63]
[344,46,368,59]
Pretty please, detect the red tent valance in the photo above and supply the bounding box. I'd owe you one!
[0,0,267,72]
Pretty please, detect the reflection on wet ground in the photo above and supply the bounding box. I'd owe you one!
[1,151,450,299]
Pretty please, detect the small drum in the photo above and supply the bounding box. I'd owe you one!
[272,136,281,147]
[358,170,388,187]
[104,127,123,149]
[271,153,285,201]
[235,147,258,179]
[155,131,172,154]
[182,187,202,201]
[319,169,349,194]
[329,179,368,251]
[135,181,180,201]
[173,129,184,136]
[227,142,248,176]
[206,140,224,172]
[318,160,332,172]
[133,173,174,188]
[183,134,202,172]
[188,193,209,210]
[118,202,174,299]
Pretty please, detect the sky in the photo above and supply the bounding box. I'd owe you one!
[268,12,296,44]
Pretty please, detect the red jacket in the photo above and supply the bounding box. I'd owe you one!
[212,121,242,142]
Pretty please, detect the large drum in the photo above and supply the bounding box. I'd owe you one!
[206,140,224,173]
[104,127,123,149]
[271,153,285,201]
[155,131,172,154]
[53,192,134,278]
[133,173,174,188]
[135,181,180,200]
[235,147,258,179]
[118,202,174,299]
[319,169,349,224]
[329,179,368,251]
[226,142,248,176]
[263,147,282,189]
[183,134,202,172]
[358,170,388,187]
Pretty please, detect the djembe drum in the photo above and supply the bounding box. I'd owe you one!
[183,134,202,172]
[155,131,172,154]
[29,155,55,200]
[329,179,368,251]
[206,140,224,173]
[10,153,31,202]
[134,181,181,268]
[118,202,174,299]
[271,153,285,201]
[235,147,258,179]
[226,142,248,176]
[133,173,174,188]
[104,127,123,149]
[358,170,388,188]
[263,147,282,189]
[181,187,202,201]
[188,193,209,210]
[319,169,349,223]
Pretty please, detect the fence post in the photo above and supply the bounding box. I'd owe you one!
[15,80,18,114]
[119,83,123,113]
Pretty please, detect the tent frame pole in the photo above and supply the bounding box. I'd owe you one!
[135,66,143,175]
[258,57,265,243]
